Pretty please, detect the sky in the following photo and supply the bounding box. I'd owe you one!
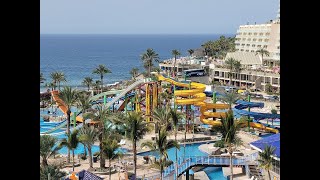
[40,0,279,34]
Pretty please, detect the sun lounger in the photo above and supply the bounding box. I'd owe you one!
[118,139,126,145]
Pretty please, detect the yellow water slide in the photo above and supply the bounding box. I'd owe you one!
[156,74,279,133]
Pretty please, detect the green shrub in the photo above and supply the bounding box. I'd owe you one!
[214,140,225,148]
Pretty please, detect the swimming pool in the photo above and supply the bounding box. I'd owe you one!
[138,142,226,180]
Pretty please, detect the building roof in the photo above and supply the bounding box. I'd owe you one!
[225,52,262,65]
[250,133,280,160]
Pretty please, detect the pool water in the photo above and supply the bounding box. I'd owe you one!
[138,142,226,180]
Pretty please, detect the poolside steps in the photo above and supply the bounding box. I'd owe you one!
[248,164,264,180]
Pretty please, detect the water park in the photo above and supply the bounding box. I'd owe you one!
[40,71,280,180]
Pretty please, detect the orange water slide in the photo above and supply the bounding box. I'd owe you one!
[51,90,83,123]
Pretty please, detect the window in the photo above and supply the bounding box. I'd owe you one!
[254,33,257,35]
[246,50,249,52]
[266,32,270,36]
[257,45,261,47]
[263,45,268,48]
[258,39,262,42]
[248,33,252,35]
[247,38,251,41]
[253,38,257,42]
[247,44,250,46]
[241,44,245,46]
[251,50,255,52]
[252,44,256,47]
[236,49,239,51]
[243,33,247,35]
[259,33,263,36]
[242,38,246,41]
[264,39,269,42]
[277,46,280,49]
[241,49,244,51]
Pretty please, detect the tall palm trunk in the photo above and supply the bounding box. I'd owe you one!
[160,156,163,180]
[99,134,106,168]
[175,130,178,180]
[88,146,93,168]
[267,170,271,180]
[229,146,233,180]
[173,57,177,78]
[133,139,137,178]
[148,60,152,77]
[100,75,103,93]
[72,149,75,172]
[109,159,112,180]
[229,71,233,86]
[87,85,90,91]
[67,110,71,163]
[42,158,48,167]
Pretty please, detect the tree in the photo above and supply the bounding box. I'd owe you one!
[270,109,277,126]
[40,135,60,167]
[265,83,273,94]
[171,49,181,78]
[255,48,270,65]
[152,107,172,130]
[87,104,109,168]
[141,127,180,180]
[78,126,98,168]
[50,71,66,90]
[82,77,93,91]
[258,145,276,180]
[220,111,242,180]
[93,65,112,92]
[130,68,139,80]
[224,58,241,86]
[220,91,239,110]
[57,86,79,163]
[141,48,159,77]
[76,92,93,126]
[116,112,150,177]
[40,73,46,84]
[40,165,66,180]
[58,130,80,172]
[102,139,122,180]
[169,108,184,180]
[187,49,194,57]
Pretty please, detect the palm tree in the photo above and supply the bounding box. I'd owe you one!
[86,104,109,168]
[169,109,184,180]
[50,72,59,90]
[220,91,239,110]
[40,73,46,84]
[171,49,181,78]
[57,86,78,163]
[140,48,159,77]
[130,68,139,80]
[40,165,67,180]
[187,49,194,57]
[224,58,241,86]
[76,92,92,126]
[58,130,80,172]
[40,135,60,167]
[152,107,172,130]
[220,111,242,180]
[102,138,122,180]
[255,48,270,65]
[93,65,112,92]
[82,77,93,91]
[141,127,180,180]
[78,126,98,168]
[117,112,150,177]
[258,145,276,180]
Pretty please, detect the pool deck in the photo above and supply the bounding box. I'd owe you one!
[193,170,210,180]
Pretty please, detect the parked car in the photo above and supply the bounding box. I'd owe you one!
[225,86,238,92]
[264,95,279,101]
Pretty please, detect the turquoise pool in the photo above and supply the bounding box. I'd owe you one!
[138,142,226,180]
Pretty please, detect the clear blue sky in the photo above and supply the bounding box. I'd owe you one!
[40,0,279,34]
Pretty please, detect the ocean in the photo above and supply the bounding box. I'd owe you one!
[40,34,234,91]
